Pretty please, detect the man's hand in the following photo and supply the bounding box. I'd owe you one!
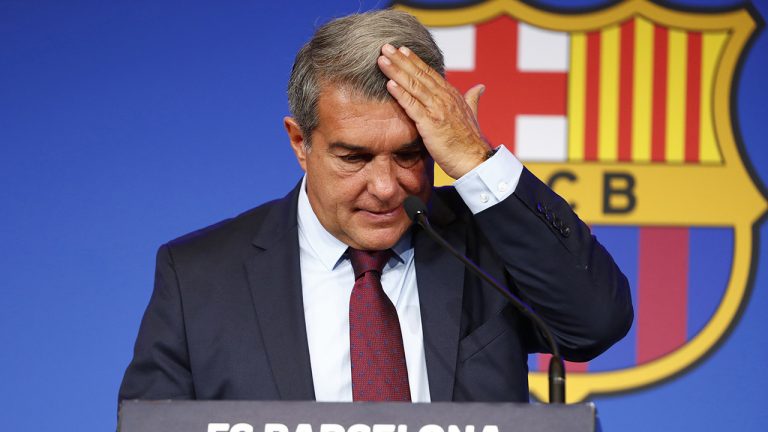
[378,43,490,179]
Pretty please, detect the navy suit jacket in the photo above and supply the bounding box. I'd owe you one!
[119,168,633,403]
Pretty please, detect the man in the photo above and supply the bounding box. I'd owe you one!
[119,10,632,404]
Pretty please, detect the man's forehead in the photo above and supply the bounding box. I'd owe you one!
[314,86,414,133]
[317,85,395,112]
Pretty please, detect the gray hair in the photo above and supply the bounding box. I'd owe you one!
[287,9,445,144]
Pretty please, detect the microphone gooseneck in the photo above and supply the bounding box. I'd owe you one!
[403,195,566,404]
[403,195,428,222]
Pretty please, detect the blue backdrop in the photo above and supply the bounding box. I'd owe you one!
[1,0,766,430]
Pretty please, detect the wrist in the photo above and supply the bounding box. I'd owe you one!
[484,146,498,161]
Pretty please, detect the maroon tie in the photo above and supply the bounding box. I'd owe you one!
[348,248,411,401]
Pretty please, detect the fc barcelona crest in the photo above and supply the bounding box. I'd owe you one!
[395,0,767,402]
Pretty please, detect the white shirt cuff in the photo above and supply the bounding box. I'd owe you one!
[453,145,524,214]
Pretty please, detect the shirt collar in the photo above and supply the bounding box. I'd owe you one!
[297,175,412,271]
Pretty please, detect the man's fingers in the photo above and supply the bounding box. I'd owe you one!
[378,55,432,106]
[385,79,425,122]
[379,44,441,103]
[464,84,486,119]
[394,45,444,84]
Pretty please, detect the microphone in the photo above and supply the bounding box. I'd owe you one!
[403,195,566,404]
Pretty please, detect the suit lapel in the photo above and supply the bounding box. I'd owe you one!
[244,184,316,400]
[242,184,468,401]
[415,191,466,401]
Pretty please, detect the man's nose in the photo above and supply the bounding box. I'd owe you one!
[367,157,399,201]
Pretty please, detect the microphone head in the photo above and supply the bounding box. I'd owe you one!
[403,195,428,222]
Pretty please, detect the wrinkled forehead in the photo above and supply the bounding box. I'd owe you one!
[314,85,414,135]
[318,79,393,107]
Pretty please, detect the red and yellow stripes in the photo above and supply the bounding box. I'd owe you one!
[568,18,726,164]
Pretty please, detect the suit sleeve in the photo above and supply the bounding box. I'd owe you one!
[118,244,196,403]
[473,168,634,361]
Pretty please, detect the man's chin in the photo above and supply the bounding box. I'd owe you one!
[347,226,408,251]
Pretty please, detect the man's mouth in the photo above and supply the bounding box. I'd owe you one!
[358,206,401,218]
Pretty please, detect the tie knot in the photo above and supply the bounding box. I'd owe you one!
[348,248,392,279]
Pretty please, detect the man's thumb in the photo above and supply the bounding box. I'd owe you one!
[464,84,485,119]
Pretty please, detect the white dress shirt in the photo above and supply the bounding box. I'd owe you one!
[298,146,522,402]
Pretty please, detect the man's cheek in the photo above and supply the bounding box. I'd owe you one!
[404,171,429,193]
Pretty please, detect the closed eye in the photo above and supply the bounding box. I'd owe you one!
[339,154,373,163]
[394,149,426,168]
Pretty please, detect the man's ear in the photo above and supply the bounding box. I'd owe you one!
[284,117,308,172]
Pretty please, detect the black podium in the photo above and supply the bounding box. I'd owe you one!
[118,400,600,432]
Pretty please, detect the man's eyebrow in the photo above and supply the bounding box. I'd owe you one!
[327,138,425,153]
[397,137,425,152]
[328,142,367,152]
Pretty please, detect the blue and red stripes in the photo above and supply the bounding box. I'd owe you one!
[529,226,732,373]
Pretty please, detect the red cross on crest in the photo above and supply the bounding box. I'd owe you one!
[446,16,568,153]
